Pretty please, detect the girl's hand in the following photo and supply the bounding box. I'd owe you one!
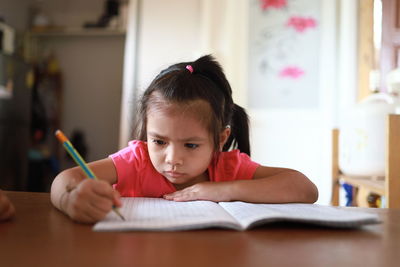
[0,190,15,221]
[163,182,232,202]
[64,179,121,223]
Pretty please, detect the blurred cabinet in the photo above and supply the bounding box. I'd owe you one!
[0,53,31,191]
[27,28,125,171]
[331,114,400,208]
[27,57,63,192]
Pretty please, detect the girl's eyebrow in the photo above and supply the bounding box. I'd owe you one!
[147,132,167,140]
[147,132,206,142]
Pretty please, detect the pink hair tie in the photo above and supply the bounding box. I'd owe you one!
[186,65,194,74]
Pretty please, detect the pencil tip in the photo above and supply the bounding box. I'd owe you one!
[113,207,126,221]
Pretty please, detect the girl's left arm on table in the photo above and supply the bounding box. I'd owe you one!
[164,166,318,203]
[227,165,319,204]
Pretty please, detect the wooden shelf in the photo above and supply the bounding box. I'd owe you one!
[339,175,385,195]
[29,28,126,37]
[26,27,126,62]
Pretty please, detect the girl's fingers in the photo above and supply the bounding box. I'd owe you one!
[69,180,124,223]
[89,195,113,213]
[0,191,8,211]
[86,202,109,221]
[164,190,195,201]
[0,192,15,221]
[68,182,113,222]
[77,209,103,224]
[90,181,121,207]
[72,201,109,223]
[89,184,121,211]
[91,180,115,199]
[163,192,178,200]
[112,190,122,207]
[0,202,15,221]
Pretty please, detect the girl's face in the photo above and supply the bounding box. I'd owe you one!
[146,104,215,188]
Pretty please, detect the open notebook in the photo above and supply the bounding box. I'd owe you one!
[93,197,380,231]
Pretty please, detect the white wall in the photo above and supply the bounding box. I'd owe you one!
[136,0,202,90]
[199,0,249,107]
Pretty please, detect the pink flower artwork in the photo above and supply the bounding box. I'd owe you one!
[259,0,287,11]
[279,66,305,79]
[286,16,317,33]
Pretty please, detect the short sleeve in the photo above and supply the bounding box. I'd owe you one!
[109,140,149,196]
[109,140,176,197]
[209,150,260,182]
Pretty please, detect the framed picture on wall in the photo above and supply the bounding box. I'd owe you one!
[248,0,321,109]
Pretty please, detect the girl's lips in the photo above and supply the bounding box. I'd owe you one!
[164,171,184,178]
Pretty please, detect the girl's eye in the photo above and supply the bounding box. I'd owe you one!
[152,139,166,145]
[185,143,199,149]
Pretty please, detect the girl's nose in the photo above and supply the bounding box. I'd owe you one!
[165,146,183,166]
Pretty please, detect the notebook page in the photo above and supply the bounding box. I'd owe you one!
[218,202,381,229]
[94,197,241,231]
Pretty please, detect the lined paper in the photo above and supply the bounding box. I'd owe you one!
[94,197,240,231]
[94,198,381,232]
[219,202,380,229]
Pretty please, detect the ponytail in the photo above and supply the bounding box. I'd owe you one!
[223,104,251,156]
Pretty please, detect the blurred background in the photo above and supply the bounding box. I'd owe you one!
[0,0,397,207]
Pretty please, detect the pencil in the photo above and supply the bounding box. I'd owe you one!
[55,129,125,221]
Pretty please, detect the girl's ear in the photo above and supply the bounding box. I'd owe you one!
[219,126,231,151]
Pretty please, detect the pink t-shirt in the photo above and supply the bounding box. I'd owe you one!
[110,140,260,197]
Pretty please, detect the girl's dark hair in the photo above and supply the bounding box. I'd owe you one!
[134,55,251,155]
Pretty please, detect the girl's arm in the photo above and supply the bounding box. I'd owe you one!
[164,166,318,203]
[227,166,318,203]
[50,158,120,223]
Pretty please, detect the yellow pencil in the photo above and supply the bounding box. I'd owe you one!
[55,130,125,221]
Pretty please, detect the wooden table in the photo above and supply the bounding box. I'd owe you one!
[1,191,399,267]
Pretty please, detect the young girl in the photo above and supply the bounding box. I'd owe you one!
[0,190,15,221]
[51,55,318,223]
